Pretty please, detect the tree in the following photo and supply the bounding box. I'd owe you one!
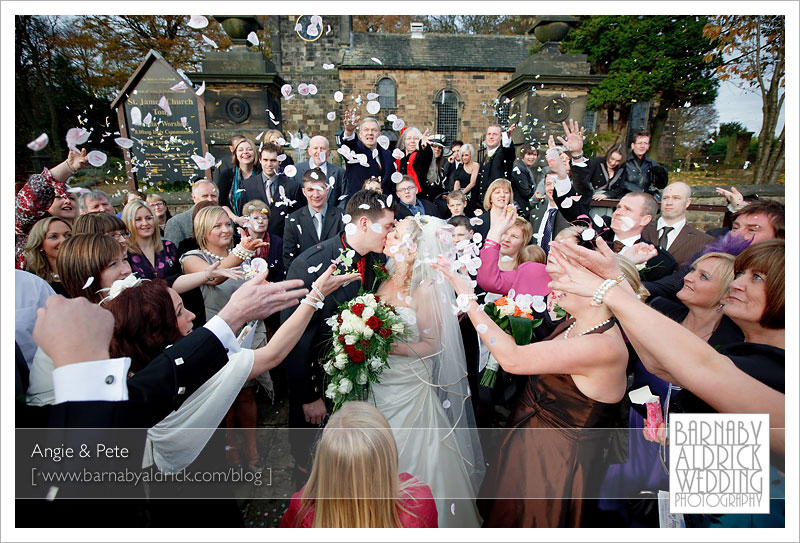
[703,16,784,184]
[672,105,718,169]
[718,121,747,137]
[353,15,535,35]
[563,16,720,159]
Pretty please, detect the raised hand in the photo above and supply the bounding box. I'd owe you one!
[313,264,360,297]
[420,128,431,148]
[549,237,623,283]
[218,273,307,332]
[627,242,659,265]
[557,119,586,157]
[715,186,745,211]
[545,140,568,180]
[67,147,90,172]
[206,261,245,282]
[343,109,359,135]
[433,256,473,297]
[506,123,516,136]
[238,227,267,251]
[33,296,114,368]
[487,204,518,242]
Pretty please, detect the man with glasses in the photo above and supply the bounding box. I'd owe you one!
[341,111,395,202]
[164,179,219,246]
[393,175,440,219]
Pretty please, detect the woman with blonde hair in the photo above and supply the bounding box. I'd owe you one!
[22,217,71,293]
[472,177,514,239]
[122,199,179,281]
[281,402,437,528]
[450,143,479,202]
[436,248,648,527]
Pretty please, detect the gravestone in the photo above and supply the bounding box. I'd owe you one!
[110,50,209,192]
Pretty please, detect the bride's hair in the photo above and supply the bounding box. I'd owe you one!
[297,402,420,528]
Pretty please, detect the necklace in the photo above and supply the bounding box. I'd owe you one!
[201,248,228,261]
[563,317,614,340]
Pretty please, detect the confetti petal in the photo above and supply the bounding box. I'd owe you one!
[392,149,405,160]
[187,15,208,29]
[617,216,636,232]
[201,35,218,49]
[341,214,351,224]
[322,63,335,70]
[386,195,393,206]
[370,223,383,233]
[476,323,488,333]
[114,137,134,149]
[170,81,188,91]
[308,84,318,95]
[469,217,484,226]
[451,503,456,515]
[247,31,259,46]
[367,93,380,100]
[307,263,323,274]
[26,133,49,151]
[180,116,188,128]
[143,112,152,126]
[297,83,310,96]
[371,57,383,65]
[442,400,451,409]
[87,150,107,167]
[386,114,397,122]
[345,223,357,236]
[366,100,381,115]
[196,81,206,96]
[284,165,297,178]
[306,23,320,37]
[130,107,142,126]
[581,228,596,241]
[310,15,322,25]
[82,276,95,290]
[326,111,336,121]
[158,96,172,116]
[561,197,573,209]
[377,135,390,149]
[391,118,405,131]
[593,214,605,228]
[66,127,90,149]
[281,84,292,98]
[391,172,403,184]
[333,91,344,103]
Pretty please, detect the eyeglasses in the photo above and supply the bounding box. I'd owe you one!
[396,186,416,194]
[149,201,166,209]
[109,231,130,240]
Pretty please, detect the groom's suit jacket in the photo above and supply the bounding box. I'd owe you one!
[280,235,387,407]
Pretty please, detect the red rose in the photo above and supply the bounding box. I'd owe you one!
[350,303,365,317]
[374,294,381,302]
[378,328,392,339]
[365,316,382,330]
[338,334,346,344]
[351,350,365,363]
[344,344,356,356]
[359,339,371,349]
[336,315,343,324]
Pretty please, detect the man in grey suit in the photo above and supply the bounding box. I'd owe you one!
[642,182,715,266]
[293,135,348,209]
[163,180,219,245]
[529,171,570,254]
[283,168,344,269]
[241,143,305,237]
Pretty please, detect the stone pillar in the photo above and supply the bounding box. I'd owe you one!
[189,16,285,161]
[498,16,604,147]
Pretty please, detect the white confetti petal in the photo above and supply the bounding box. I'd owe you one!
[442,400,451,409]
[247,31,259,46]
[170,81,188,91]
[554,176,572,197]
[531,296,547,313]
[281,84,292,98]
[618,216,636,232]
[366,100,381,115]
[306,23,320,37]
[284,165,297,177]
[297,83,310,96]
[201,34,218,49]
[593,214,606,228]
[114,137,134,149]
[322,63,335,70]
[581,228,596,241]
[187,15,208,29]
[469,217,484,226]
[391,118,405,131]
[391,172,404,184]
[333,91,344,103]
[158,96,172,116]
[307,263,323,274]
[87,150,107,167]
[341,214,352,224]
[392,149,405,160]
[130,107,142,126]
[326,111,336,122]
[277,153,287,162]
[310,15,322,25]
[81,276,94,290]
[561,197,573,209]
[386,114,397,122]
[308,84,318,95]
[451,503,456,515]
[377,135,390,149]
[345,223,357,236]
[26,133,49,151]
[371,57,383,65]
[367,92,380,100]
[386,194,393,206]
[66,127,90,148]
[370,223,383,233]
[196,81,206,96]
[180,116,188,128]
[476,323,489,333]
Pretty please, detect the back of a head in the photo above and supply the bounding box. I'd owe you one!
[519,244,546,264]
[72,212,126,236]
[57,233,123,303]
[302,402,401,528]
[616,254,650,302]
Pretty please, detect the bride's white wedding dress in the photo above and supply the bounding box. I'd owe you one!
[370,306,482,528]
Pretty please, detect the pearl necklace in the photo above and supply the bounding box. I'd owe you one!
[201,248,228,262]
[563,317,614,340]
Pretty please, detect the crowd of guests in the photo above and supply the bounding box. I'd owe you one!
[14,116,786,530]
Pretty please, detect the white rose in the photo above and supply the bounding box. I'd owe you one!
[338,378,353,394]
[344,334,358,345]
[325,383,338,399]
[362,326,373,339]
[369,357,383,370]
[362,306,375,320]
[333,355,347,370]
[356,371,367,385]
[341,309,353,320]
[363,294,378,308]
[323,360,334,374]
[391,323,404,334]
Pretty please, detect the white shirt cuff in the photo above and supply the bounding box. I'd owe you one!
[203,315,241,354]
[342,132,355,141]
[501,132,511,148]
[52,358,131,404]
[571,157,588,167]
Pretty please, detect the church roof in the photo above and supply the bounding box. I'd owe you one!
[340,32,537,71]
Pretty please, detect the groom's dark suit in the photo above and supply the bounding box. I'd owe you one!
[280,234,387,468]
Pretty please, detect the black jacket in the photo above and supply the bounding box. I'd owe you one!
[624,153,668,197]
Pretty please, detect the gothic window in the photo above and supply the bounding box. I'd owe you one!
[583,110,597,132]
[377,78,396,110]
[435,89,459,144]
[496,95,511,127]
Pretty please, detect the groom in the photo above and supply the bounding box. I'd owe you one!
[281,189,396,476]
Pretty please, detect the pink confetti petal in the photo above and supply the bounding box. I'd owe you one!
[281,84,292,98]
[87,150,107,167]
[66,127,90,149]
[170,81,188,91]
[158,96,172,116]
[201,34,218,49]
[366,101,381,115]
[322,63,334,70]
[284,165,297,178]
[114,137,134,149]
[26,133,49,151]
[297,83,310,96]
[391,172,403,183]
[326,111,336,121]
[392,149,405,160]
[391,118,405,131]
[377,135,390,149]
[386,114,397,122]
[142,112,152,126]
[367,93,379,100]
[371,57,383,65]
[308,84,318,95]
[333,91,343,103]
[196,81,206,96]
[187,15,208,29]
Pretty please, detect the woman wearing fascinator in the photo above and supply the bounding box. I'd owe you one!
[370,213,484,528]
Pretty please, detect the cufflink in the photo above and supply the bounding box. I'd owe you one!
[174,357,184,366]
[177,387,186,395]
[105,375,115,385]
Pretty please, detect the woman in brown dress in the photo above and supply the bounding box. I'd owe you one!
[435,252,649,527]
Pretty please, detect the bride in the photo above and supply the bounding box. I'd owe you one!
[370,214,484,528]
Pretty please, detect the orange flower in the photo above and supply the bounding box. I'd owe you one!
[494,297,509,307]
[513,306,523,317]
[523,314,534,321]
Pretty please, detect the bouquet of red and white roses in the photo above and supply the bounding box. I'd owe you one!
[323,293,410,412]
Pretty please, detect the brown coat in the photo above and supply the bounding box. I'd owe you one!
[642,221,715,266]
